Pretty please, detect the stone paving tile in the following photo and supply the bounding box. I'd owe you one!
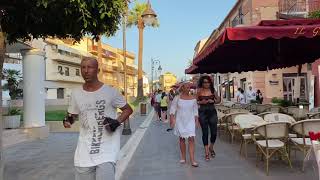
[121,119,319,180]
[4,111,148,180]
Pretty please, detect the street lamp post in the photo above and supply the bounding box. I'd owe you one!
[137,0,158,98]
[150,58,160,93]
[157,65,162,90]
[122,1,131,135]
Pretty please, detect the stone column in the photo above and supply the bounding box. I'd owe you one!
[21,49,46,128]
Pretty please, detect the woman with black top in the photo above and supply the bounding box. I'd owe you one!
[197,75,221,161]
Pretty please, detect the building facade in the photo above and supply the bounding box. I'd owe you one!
[31,38,138,99]
[196,0,320,107]
[159,72,178,92]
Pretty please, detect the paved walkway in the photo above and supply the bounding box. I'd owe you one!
[4,108,319,180]
[4,111,147,180]
[120,114,319,180]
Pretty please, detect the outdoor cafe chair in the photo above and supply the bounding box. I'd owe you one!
[264,113,296,124]
[290,119,320,171]
[263,105,284,113]
[232,103,242,109]
[292,108,309,121]
[252,122,292,175]
[234,114,265,158]
[217,111,227,136]
[224,112,250,143]
[256,104,272,114]
[248,103,258,113]
[223,101,234,108]
[256,112,273,119]
[308,112,320,119]
[215,104,229,113]
[264,113,297,138]
[224,108,249,114]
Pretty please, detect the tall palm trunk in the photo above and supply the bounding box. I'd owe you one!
[137,17,144,98]
[0,31,5,180]
[97,36,103,82]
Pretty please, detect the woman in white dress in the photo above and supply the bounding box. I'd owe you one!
[170,82,199,167]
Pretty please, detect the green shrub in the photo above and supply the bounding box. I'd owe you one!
[5,108,21,116]
[250,100,259,104]
[271,97,282,104]
[271,97,295,107]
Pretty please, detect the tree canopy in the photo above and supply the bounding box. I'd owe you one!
[0,0,126,43]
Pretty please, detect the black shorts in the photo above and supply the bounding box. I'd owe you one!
[160,107,168,111]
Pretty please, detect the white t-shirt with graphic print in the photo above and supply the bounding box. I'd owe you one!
[68,85,126,167]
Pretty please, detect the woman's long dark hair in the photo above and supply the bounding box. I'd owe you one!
[161,92,166,99]
[198,75,215,94]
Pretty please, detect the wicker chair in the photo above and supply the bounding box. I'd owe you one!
[224,112,250,143]
[252,122,292,175]
[290,119,320,171]
[234,114,265,158]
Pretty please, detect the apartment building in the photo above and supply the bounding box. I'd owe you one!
[159,72,178,92]
[30,38,139,99]
[196,0,320,106]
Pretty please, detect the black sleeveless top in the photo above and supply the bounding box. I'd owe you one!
[198,95,215,104]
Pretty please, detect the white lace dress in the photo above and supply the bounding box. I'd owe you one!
[170,96,198,138]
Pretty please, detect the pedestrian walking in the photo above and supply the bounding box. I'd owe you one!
[197,75,221,161]
[63,57,133,180]
[170,82,199,167]
[246,86,256,103]
[155,90,162,121]
[256,89,263,104]
[160,92,169,122]
[239,89,246,104]
[235,87,242,103]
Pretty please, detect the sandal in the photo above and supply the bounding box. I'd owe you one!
[205,153,210,161]
[191,162,199,167]
[179,159,186,164]
[209,148,216,158]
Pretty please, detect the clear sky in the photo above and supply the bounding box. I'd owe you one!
[103,0,237,80]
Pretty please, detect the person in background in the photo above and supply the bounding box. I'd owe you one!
[166,89,176,131]
[160,92,169,122]
[239,89,246,104]
[155,90,162,121]
[170,82,199,167]
[256,89,263,104]
[235,88,242,103]
[246,86,256,103]
[151,91,155,108]
[197,75,221,161]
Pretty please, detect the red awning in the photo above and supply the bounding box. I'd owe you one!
[186,19,320,74]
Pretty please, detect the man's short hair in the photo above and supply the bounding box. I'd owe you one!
[82,57,97,62]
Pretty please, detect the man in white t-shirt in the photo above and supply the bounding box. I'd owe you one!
[246,86,256,103]
[63,57,133,180]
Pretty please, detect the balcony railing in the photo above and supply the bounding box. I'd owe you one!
[101,65,114,72]
[279,0,320,15]
[51,53,82,65]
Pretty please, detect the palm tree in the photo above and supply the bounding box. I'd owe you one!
[2,69,23,100]
[127,1,159,98]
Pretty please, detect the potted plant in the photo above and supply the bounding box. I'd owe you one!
[3,107,21,129]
